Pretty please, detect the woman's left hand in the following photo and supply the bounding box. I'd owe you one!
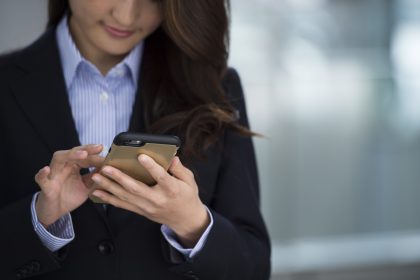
[91,155,210,248]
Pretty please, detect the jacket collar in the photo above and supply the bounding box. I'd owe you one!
[56,15,143,90]
[10,27,147,155]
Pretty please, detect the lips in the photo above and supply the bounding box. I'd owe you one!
[104,24,135,38]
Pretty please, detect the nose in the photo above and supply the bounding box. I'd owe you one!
[111,0,139,27]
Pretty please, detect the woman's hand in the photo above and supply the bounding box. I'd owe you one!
[35,144,104,227]
[91,155,210,247]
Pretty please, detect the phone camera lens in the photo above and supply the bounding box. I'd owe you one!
[125,140,142,146]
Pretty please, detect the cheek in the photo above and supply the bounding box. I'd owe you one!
[145,18,162,36]
[142,8,163,33]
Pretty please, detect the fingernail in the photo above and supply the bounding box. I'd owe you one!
[102,166,113,175]
[92,174,100,183]
[92,190,102,197]
[138,154,150,164]
[173,156,180,165]
[76,150,86,156]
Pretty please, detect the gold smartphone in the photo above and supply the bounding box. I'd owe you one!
[90,132,181,203]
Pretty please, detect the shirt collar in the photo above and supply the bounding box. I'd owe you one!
[56,14,143,89]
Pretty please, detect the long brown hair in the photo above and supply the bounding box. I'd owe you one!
[48,0,255,159]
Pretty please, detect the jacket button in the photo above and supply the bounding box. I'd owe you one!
[184,270,199,279]
[97,240,114,255]
[29,261,41,272]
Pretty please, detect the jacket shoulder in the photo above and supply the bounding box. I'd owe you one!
[0,49,22,74]
[221,67,248,120]
[0,28,56,77]
[222,67,246,104]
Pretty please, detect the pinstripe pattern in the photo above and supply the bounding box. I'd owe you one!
[31,192,75,251]
[161,207,214,258]
[57,15,143,157]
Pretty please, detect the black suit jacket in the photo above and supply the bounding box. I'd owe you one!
[0,28,271,280]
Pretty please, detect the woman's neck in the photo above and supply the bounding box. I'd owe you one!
[68,17,124,76]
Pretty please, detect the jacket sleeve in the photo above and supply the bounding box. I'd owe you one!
[169,69,271,280]
[0,196,63,279]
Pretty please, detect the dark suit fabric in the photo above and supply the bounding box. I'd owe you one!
[0,28,271,280]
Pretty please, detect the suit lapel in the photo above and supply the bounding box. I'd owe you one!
[10,28,80,152]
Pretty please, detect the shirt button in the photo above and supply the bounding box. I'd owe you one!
[97,240,114,255]
[99,91,109,103]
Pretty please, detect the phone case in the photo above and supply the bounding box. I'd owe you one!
[90,132,181,203]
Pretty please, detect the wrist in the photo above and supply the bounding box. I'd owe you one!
[171,204,210,248]
[35,192,62,227]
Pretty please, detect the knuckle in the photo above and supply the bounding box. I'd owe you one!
[52,151,62,158]
[70,164,79,172]
[109,170,119,180]
[130,185,142,195]
[157,173,168,183]
[99,178,110,190]
[120,195,130,202]
[167,186,180,198]
[187,169,195,179]
[69,148,79,155]
[156,195,168,207]
[145,205,157,216]
[150,193,166,207]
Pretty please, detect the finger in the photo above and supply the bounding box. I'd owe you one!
[91,189,146,216]
[91,173,133,202]
[48,150,70,176]
[77,154,105,169]
[50,144,102,166]
[77,144,103,155]
[49,145,102,178]
[168,156,195,185]
[100,165,153,198]
[138,154,174,187]
[34,166,51,189]
[82,172,98,190]
[66,145,104,169]
[49,149,87,178]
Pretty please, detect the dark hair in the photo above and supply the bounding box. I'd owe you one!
[48,0,255,159]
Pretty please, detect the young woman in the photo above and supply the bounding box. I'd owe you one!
[0,0,270,279]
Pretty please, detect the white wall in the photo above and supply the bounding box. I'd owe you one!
[0,0,47,53]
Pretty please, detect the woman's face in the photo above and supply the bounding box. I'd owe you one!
[69,0,162,60]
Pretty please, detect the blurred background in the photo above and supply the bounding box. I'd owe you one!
[1,0,419,279]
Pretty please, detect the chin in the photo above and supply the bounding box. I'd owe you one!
[95,33,140,57]
[100,43,137,57]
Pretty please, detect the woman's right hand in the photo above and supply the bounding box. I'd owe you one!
[34,144,104,227]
